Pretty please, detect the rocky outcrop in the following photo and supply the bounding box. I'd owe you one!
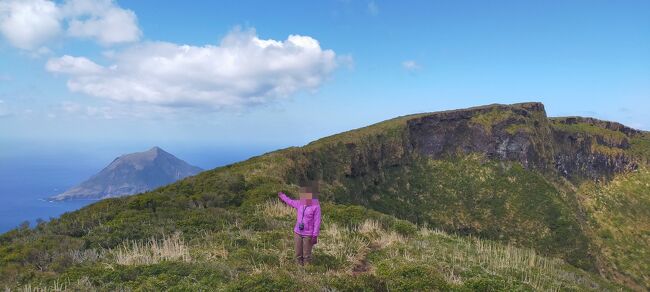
[551,122,639,181]
[558,117,643,137]
[407,102,555,171]
[404,102,644,181]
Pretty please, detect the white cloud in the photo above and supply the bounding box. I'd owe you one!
[63,0,141,44]
[401,60,421,71]
[0,0,61,50]
[46,55,104,74]
[0,0,140,51]
[46,29,341,109]
[367,1,379,16]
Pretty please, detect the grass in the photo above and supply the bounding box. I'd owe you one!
[322,153,596,271]
[303,112,430,150]
[629,132,650,162]
[469,108,517,133]
[550,118,629,147]
[5,200,622,291]
[112,232,191,266]
[577,168,650,289]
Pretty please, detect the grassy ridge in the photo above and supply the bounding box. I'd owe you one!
[1,103,649,290]
[1,201,623,291]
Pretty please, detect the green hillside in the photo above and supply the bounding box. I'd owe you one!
[0,201,624,291]
[577,168,650,289]
[1,102,649,291]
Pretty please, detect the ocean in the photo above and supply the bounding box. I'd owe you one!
[0,154,97,232]
[0,145,277,233]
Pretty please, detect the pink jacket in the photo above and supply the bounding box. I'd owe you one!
[278,192,321,237]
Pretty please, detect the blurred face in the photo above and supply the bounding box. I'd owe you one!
[299,192,313,204]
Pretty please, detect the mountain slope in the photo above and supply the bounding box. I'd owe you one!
[577,168,650,289]
[0,201,625,291]
[50,147,203,201]
[1,102,648,290]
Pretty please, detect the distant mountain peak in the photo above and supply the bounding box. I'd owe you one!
[147,146,166,154]
[50,147,203,201]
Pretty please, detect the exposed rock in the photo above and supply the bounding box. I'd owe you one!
[552,127,638,181]
[405,102,644,181]
[406,102,555,171]
[50,147,203,201]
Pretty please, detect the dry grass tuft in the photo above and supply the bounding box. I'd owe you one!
[17,277,95,292]
[357,220,382,235]
[320,223,369,270]
[357,219,405,249]
[260,199,294,219]
[374,230,405,249]
[69,248,104,264]
[112,232,191,266]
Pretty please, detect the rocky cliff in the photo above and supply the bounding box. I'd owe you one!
[295,102,646,187]
[407,102,555,171]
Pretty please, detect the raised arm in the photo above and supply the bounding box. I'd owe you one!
[278,192,299,209]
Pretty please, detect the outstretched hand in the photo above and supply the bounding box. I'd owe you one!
[278,191,285,197]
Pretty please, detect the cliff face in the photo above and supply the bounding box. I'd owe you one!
[405,102,643,181]
[407,102,555,171]
[550,117,641,181]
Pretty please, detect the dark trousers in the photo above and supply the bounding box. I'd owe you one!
[294,233,313,265]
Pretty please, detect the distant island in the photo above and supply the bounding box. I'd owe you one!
[49,147,202,201]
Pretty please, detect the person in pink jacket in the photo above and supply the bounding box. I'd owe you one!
[278,182,321,266]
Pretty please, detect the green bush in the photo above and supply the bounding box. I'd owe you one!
[325,273,388,291]
[311,251,344,270]
[461,276,532,291]
[324,204,368,227]
[225,272,298,292]
[376,262,450,291]
[390,219,417,236]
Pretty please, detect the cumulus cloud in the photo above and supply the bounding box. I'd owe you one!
[46,29,340,109]
[0,0,140,50]
[46,55,104,74]
[63,0,141,44]
[401,60,421,71]
[0,0,61,50]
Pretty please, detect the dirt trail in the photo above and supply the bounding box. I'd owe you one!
[351,242,381,276]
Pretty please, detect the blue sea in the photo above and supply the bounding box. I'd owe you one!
[0,145,278,233]
[0,154,97,232]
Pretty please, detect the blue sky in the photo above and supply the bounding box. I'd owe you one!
[1,0,649,166]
